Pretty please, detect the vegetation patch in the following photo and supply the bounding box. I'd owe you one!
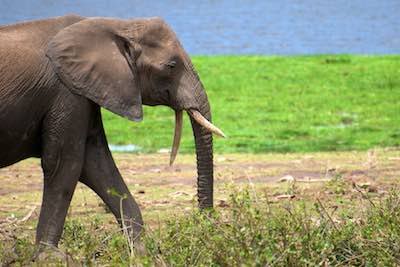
[2,185,400,266]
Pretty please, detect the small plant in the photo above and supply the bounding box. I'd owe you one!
[0,234,35,265]
[326,173,348,195]
[61,218,102,263]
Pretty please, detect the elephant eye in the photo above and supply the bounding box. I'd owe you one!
[166,61,176,69]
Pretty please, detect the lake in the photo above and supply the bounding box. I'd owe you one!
[0,0,399,55]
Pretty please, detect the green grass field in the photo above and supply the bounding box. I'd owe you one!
[103,55,400,153]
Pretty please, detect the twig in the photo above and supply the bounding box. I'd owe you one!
[245,171,259,203]
[0,206,36,227]
[352,181,376,208]
[316,198,339,231]
[19,206,36,223]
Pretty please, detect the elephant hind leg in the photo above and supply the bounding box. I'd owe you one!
[80,111,144,240]
[37,94,91,247]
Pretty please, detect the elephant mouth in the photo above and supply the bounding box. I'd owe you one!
[169,109,226,165]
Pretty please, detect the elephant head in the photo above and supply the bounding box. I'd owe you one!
[46,17,225,208]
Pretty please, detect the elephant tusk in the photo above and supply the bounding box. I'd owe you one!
[170,110,183,166]
[187,109,226,138]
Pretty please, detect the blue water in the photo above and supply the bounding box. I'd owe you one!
[108,144,141,152]
[0,0,399,55]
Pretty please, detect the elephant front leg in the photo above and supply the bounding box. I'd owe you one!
[36,94,90,250]
[80,119,144,242]
[37,153,84,247]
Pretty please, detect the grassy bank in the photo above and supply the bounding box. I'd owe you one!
[103,55,400,153]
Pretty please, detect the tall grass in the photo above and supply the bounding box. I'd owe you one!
[141,188,400,266]
[2,186,400,265]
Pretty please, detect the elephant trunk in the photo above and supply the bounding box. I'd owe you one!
[168,65,225,208]
[189,95,215,209]
[169,101,224,208]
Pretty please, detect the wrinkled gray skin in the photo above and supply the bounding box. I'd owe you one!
[0,15,214,250]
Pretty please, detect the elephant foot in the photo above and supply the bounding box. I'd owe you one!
[32,243,75,265]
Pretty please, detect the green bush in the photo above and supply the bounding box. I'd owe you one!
[140,188,400,266]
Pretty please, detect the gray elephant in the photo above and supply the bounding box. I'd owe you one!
[0,15,224,253]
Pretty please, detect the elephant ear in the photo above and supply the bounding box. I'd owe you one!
[46,19,143,121]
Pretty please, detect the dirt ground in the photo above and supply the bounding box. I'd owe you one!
[0,148,399,229]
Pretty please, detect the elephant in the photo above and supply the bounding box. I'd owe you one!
[0,14,225,253]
